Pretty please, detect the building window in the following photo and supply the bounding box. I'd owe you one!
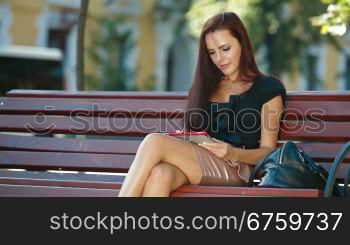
[48,29,69,53]
[0,47,63,95]
[47,9,79,55]
[306,54,319,90]
[0,5,11,45]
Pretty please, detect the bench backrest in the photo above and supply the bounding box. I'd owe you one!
[1,89,350,181]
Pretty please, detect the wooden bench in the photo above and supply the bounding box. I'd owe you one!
[0,89,349,197]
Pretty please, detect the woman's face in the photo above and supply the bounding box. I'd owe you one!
[205,29,241,80]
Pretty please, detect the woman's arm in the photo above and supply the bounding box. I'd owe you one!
[229,94,284,164]
[199,95,284,165]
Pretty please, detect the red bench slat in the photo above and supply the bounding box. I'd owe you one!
[7,90,350,101]
[1,97,350,122]
[0,115,182,136]
[0,134,140,154]
[0,170,124,189]
[284,101,350,121]
[0,184,119,197]
[6,90,188,99]
[0,184,322,197]
[0,151,350,178]
[1,134,350,163]
[172,185,322,197]
[1,114,349,141]
[280,121,350,142]
[0,97,186,117]
[0,151,133,172]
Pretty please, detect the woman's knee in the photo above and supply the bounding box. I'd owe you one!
[142,133,167,148]
[144,133,163,142]
[147,163,175,185]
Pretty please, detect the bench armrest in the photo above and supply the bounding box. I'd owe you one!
[324,141,350,197]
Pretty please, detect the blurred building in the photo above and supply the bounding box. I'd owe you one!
[280,35,350,91]
[0,0,81,92]
[0,0,349,93]
[0,0,196,93]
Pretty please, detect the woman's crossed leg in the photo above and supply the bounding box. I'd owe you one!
[118,133,202,197]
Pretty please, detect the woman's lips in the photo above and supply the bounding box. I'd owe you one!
[219,64,230,69]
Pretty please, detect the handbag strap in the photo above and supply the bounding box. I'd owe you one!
[248,148,279,187]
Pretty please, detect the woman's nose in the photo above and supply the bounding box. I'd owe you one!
[216,52,224,63]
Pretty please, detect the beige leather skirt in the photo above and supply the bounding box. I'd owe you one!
[190,143,252,186]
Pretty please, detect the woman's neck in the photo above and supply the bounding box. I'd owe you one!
[227,69,240,82]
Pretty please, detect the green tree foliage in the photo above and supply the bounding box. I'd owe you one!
[311,0,350,36]
[187,0,328,77]
[86,15,136,91]
[186,0,251,38]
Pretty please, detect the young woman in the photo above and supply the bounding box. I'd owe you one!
[119,12,286,197]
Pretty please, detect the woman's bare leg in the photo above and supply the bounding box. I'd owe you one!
[118,133,201,197]
[141,163,189,197]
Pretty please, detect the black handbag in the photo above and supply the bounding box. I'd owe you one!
[248,141,343,197]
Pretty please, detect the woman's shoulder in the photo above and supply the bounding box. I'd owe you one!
[254,74,284,89]
[254,74,286,104]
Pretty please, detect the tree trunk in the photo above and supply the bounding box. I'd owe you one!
[77,0,89,91]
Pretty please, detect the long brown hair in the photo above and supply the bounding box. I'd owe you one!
[183,12,263,132]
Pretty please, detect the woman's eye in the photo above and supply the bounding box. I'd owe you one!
[209,52,215,56]
[223,47,230,51]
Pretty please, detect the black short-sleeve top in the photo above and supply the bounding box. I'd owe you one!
[207,75,286,149]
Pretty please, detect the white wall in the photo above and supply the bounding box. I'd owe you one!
[338,32,350,90]
[0,4,12,45]
[46,0,81,9]
[65,25,77,91]
[300,44,326,90]
[154,16,178,91]
[167,34,197,91]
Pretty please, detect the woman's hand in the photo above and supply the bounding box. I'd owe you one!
[198,138,240,161]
